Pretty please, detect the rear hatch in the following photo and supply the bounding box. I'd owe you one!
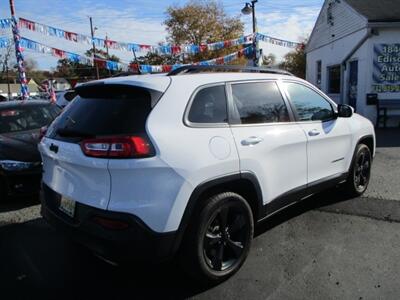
[39,81,167,210]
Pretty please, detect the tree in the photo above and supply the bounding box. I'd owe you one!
[54,48,122,80]
[279,43,306,78]
[136,52,181,65]
[24,58,38,72]
[165,0,243,45]
[85,48,120,62]
[160,0,247,65]
[0,42,16,83]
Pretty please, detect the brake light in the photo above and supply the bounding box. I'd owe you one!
[80,136,153,158]
[39,126,47,140]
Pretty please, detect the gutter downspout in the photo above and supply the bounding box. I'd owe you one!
[340,27,374,104]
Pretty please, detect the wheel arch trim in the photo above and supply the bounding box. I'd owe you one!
[171,172,263,253]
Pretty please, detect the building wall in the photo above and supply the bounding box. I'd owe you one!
[307,0,400,125]
[307,27,400,125]
[307,0,366,53]
[306,28,368,103]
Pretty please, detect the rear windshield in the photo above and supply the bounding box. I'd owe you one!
[0,104,60,134]
[48,85,160,141]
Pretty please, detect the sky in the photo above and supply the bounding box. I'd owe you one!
[0,0,324,70]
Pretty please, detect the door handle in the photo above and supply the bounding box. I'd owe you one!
[241,136,263,146]
[308,129,320,137]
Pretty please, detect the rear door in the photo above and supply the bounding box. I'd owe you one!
[39,84,160,210]
[228,80,308,207]
[281,81,352,183]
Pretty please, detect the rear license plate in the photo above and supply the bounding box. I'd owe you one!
[59,196,76,218]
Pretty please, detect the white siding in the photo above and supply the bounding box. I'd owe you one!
[306,28,368,99]
[307,0,367,52]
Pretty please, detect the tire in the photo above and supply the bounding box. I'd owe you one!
[0,176,8,201]
[180,192,254,284]
[343,144,372,197]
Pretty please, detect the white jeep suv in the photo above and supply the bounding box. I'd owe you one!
[39,66,375,283]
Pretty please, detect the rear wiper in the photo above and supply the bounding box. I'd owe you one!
[56,128,94,138]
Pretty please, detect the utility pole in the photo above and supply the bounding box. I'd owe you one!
[242,0,259,66]
[89,17,99,79]
[5,54,11,100]
[105,34,111,76]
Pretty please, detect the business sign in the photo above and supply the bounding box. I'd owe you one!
[373,44,400,93]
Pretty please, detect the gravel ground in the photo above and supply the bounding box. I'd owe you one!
[0,196,40,227]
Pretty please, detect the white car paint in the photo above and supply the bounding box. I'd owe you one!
[39,71,375,233]
[39,139,111,210]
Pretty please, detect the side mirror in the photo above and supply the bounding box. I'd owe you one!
[337,104,353,118]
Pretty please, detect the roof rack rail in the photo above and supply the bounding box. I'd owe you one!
[167,65,293,76]
[111,71,140,77]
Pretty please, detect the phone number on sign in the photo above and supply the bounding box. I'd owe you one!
[372,85,400,93]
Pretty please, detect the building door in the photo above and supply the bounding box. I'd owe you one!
[348,60,358,111]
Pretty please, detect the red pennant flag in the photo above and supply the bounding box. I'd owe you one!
[162,65,172,72]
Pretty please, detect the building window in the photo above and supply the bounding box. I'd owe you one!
[316,61,322,88]
[328,65,341,94]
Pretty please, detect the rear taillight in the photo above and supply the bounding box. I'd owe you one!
[39,126,47,140]
[80,136,153,158]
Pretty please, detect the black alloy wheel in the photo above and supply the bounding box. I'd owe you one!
[181,192,254,283]
[203,203,249,271]
[353,146,372,193]
[343,144,372,197]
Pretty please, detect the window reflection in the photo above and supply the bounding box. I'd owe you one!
[232,82,290,124]
[188,85,228,124]
[284,82,334,122]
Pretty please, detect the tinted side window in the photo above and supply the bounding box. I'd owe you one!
[188,85,227,124]
[232,82,289,124]
[284,82,334,121]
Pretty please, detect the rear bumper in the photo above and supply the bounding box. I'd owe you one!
[40,184,177,262]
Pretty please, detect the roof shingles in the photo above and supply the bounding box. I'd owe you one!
[345,0,400,22]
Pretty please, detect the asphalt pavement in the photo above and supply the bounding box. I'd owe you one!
[0,128,399,299]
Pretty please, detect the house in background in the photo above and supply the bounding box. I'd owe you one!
[0,79,40,98]
[306,0,400,125]
[40,78,71,92]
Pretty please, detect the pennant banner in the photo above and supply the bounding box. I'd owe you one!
[0,37,11,48]
[0,18,12,29]
[133,45,254,74]
[18,17,253,55]
[256,33,301,49]
[16,36,253,74]
[19,37,122,69]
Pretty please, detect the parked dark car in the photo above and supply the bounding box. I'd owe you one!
[0,100,61,199]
